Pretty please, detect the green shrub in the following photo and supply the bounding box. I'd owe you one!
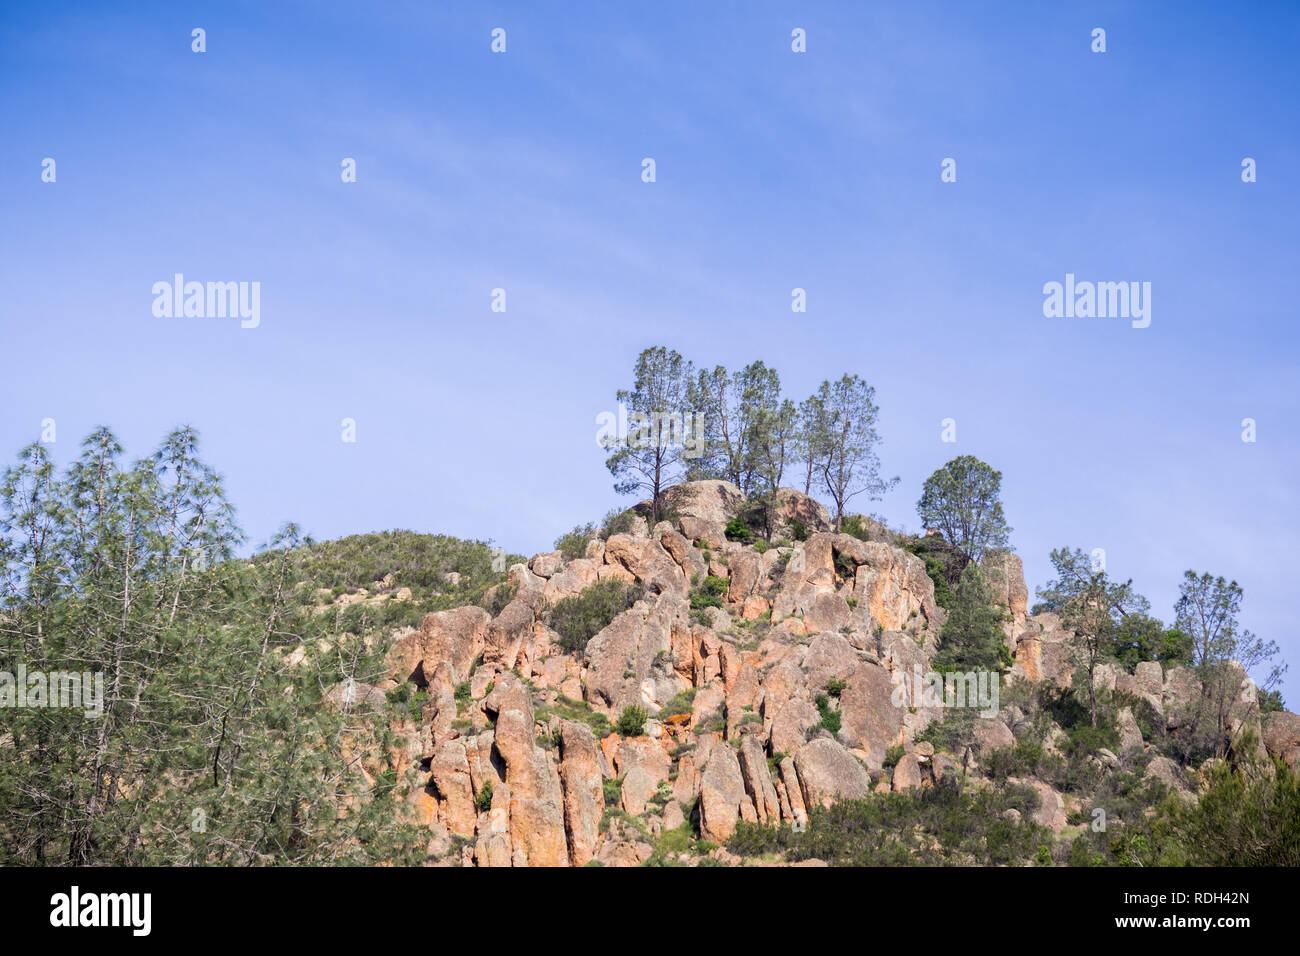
[538,695,612,738]
[932,563,1011,672]
[841,514,871,541]
[482,581,517,616]
[616,705,648,737]
[660,688,696,718]
[548,579,640,654]
[555,522,597,561]
[600,508,640,539]
[728,786,1048,866]
[903,539,957,610]
[833,551,856,580]
[724,518,752,543]
[814,694,841,735]
[1260,688,1286,713]
[474,780,494,813]
[690,575,728,611]
[1142,758,1300,866]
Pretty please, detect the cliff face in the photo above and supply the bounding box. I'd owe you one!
[334,482,1297,866]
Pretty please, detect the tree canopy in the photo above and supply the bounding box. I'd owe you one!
[916,456,1012,566]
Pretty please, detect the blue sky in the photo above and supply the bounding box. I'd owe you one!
[2,1,1297,702]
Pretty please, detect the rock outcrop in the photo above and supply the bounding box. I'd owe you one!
[370,480,1298,867]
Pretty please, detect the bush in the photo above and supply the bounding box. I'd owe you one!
[724,518,752,544]
[728,786,1049,865]
[548,579,640,654]
[690,575,728,611]
[539,695,612,738]
[1114,759,1300,867]
[600,508,639,539]
[474,780,494,813]
[660,688,696,718]
[555,522,597,561]
[932,563,1011,673]
[482,581,517,616]
[904,538,957,609]
[840,514,871,541]
[815,694,841,735]
[616,705,648,737]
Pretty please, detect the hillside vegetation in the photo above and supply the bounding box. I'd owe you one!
[1,418,1295,868]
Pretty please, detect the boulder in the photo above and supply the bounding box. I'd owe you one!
[473,781,513,867]
[1145,755,1193,796]
[621,765,659,815]
[980,551,1029,646]
[1263,711,1300,770]
[528,551,563,579]
[543,558,601,603]
[892,752,922,791]
[842,540,941,634]
[603,534,688,597]
[655,480,746,529]
[793,737,872,809]
[322,678,387,713]
[420,660,459,751]
[803,633,859,691]
[769,698,821,756]
[1135,660,1163,697]
[483,596,541,671]
[1010,776,1067,832]
[771,488,832,535]
[738,736,781,824]
[973,718,1016,753]
[659,528,707,582]
[741,594,770,620]
[413,606,492,685]
[778,757,809,827]
[428,739,479,837]
[1012,614,1074,685]
[1117,706,1144,753]
[557,721,605,866]
[1162,666,1203,728]
[698,743,757,842]
[803,592,854,635]
[836,660,904,769]
[583,597,691,714]
[487,680,570,866]
[610,735,673,783]
[382,627,423,685]
[726,550,763,603]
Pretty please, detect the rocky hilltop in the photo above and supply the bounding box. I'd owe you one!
[326,481,1300,866]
